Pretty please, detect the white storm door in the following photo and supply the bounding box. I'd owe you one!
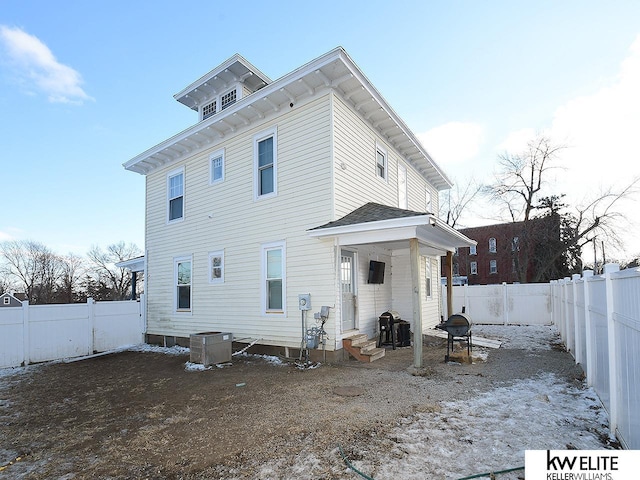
[341,250,356,331]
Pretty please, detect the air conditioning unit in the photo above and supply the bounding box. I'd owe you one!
[190,332,233,366]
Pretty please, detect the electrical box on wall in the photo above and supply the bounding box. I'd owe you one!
[298,293,311,310]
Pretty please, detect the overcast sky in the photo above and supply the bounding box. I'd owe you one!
[1,1,638,260]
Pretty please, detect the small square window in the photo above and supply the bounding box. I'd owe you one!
[202,100,217,120]
[209,250,224,284]
[221,89,237,110]
[3,297,9,305]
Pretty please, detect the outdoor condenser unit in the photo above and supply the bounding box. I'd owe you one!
[189,332,233,366]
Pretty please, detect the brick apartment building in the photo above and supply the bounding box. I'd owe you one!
[443,216,561,285]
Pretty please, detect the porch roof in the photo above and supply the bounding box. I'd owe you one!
[308,203,476,255]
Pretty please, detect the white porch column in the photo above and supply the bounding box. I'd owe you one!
[410,238,423,369]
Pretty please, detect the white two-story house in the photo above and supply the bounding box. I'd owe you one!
[124,47,474,364]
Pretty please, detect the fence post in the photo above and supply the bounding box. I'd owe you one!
[582,270,594,386]
[563,277,571,350]
[604,263,619,439]
[572,274,582,364]
[501,282,508,325]
[22,300,30,366]
[87,297,95,355]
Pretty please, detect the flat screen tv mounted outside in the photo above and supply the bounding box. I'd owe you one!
[368,260,385,284]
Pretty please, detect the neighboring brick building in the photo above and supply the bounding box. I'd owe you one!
[443,216,561,285]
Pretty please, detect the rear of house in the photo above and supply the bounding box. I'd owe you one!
[124,47,474,360]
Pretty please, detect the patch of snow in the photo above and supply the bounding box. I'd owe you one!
[474,324,560,350]
[351,373,609,480]
[234,352,287,366]
[127,344,190,355]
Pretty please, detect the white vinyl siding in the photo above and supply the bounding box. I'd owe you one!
[397,162,407,209]
[333,93,433,217]
[144,95,335,346]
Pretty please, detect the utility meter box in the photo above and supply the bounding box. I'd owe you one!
[190,332,233,365]
[298,293,311,310]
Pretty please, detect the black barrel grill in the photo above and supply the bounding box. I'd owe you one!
[436,311,472,361]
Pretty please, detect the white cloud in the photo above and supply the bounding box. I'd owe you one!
[549,34,640,192]
[0,25,92,104]
[496,127,538,154]
[417,121,485,165]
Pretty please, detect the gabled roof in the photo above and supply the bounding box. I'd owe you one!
[123,47,453,191]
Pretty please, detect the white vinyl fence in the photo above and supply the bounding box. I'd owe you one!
[552,265,640,450]
[441,282,553,325]
[442,266,640,449]
[0,296,145,369]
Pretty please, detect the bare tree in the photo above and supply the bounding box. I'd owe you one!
[487,134,638,282]
[439,177,483,228]
[57,253,87,303]
[0,240,61,304]
[86,242,142,300]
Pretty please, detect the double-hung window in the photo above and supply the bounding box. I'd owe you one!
[210,149,224,184]
[376,143,387,180]
[470,245,477,255]
[168,168,184,222]
[262,241,285,313]
[470,261,478,275]
[254,127,277,199]
[424,258,432,299]
[175,256,192,311]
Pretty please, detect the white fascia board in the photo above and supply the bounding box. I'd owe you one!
[308,215,432,239]
[333,226,420,246]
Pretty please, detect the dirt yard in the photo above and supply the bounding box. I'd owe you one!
[0,329,598,479]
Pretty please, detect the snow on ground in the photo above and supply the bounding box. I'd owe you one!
[360,373,609,479]
[474,323,561,350]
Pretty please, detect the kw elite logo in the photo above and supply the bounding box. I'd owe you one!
[525,450,638,480]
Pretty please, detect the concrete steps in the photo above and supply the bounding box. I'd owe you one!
[342,334,386,362]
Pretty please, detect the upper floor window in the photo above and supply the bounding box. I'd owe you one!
[512,236,520,251]
[199,86,240,120]
[490,259,498,274]
[376,144,387,180]
[470,245,477,255]
[3,297,9,305]
[470,261,478,275]
[167,168,184,223]
[489,237,497,253]
[254,127,277,199]
[175,256,192,311]
[210,149,225,184]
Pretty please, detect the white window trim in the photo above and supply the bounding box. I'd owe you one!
[3,297,9,305]
[375,142,388,182]
[209,148,225,185]
[470,261,478,275]
[167,166,185,224]
[254,127,278,200]
[174,255,193,314]
[261,240,286,316]
[208,250,224,284]
[424,257,432,300]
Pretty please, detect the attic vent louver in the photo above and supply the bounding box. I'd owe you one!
[202,101,217,120]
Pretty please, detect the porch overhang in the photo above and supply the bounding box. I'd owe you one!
[308,214,476,254]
